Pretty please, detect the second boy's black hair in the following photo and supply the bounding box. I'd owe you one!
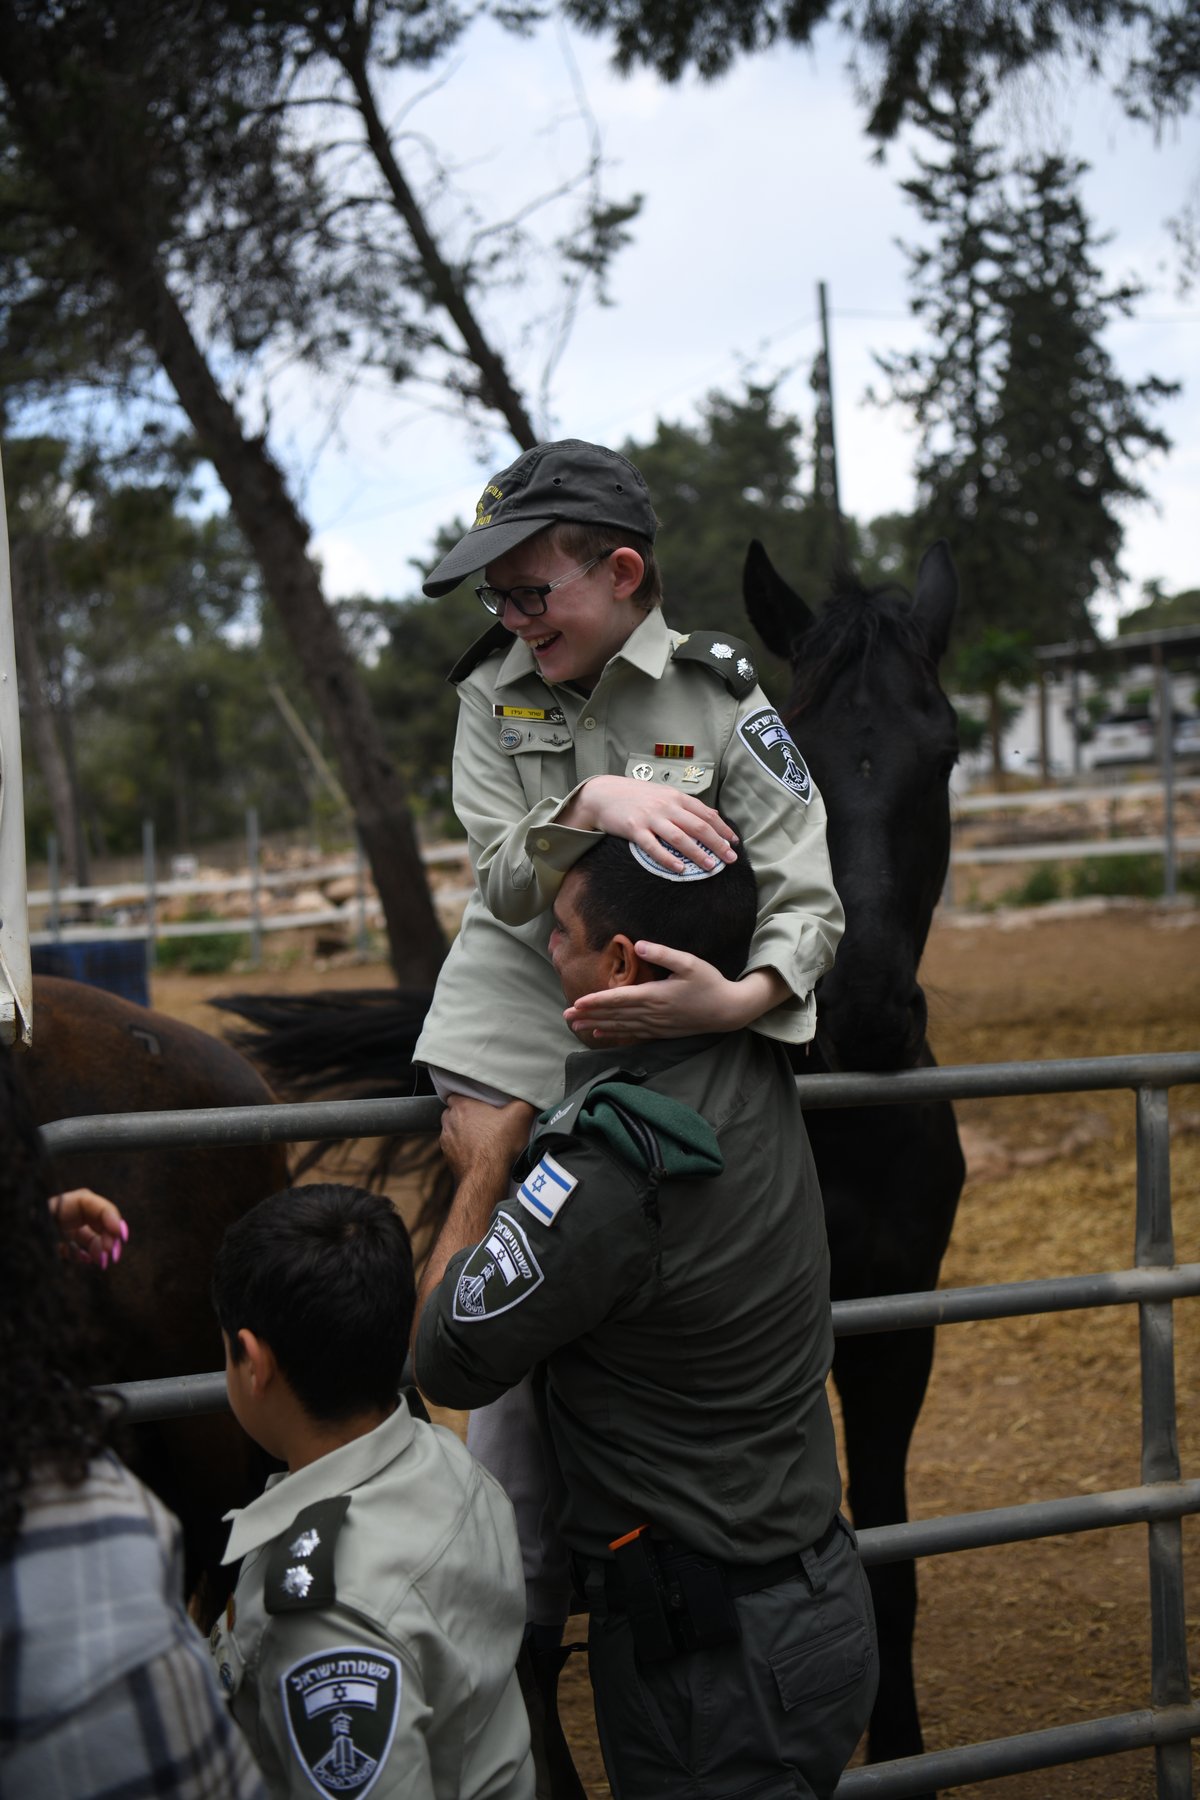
[570,829,758,981]
[212,1184,414,1423]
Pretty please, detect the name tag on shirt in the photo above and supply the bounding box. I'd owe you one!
[518,1151,579,1227]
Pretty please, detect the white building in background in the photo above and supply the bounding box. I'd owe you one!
[952,637,1200,790]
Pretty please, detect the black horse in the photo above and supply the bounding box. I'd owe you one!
[218,541,966,1780]
[744,539,965,1778]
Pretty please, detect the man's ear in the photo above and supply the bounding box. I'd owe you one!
[609,547,645,600]
[607,933,654,986]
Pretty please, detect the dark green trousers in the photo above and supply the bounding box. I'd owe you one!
[583,1518,877,1799]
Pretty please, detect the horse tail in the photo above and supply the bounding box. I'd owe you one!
[209,988,453,1248]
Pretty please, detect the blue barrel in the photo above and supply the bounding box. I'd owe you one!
[32,940,149,1007]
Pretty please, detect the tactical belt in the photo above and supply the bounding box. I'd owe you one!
[603,1515,841,1611]
[577,1516,843,1661]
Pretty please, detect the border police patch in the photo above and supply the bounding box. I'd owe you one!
[737,708,812,804]
[453,1212,544,1321]
[518,1150,579,1226]
[281,1646,401,1797]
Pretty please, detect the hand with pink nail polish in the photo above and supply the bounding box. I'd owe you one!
[48,1188,129,1270]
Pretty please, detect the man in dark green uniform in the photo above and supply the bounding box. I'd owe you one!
[414,835,877,1800]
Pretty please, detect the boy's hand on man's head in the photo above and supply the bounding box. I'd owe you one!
[558,775,739,874]
[565,956,789,1042]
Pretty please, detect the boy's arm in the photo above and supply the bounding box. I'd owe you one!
[563,695,844,1045]
[452,684,589,925]
[453,687,739,924]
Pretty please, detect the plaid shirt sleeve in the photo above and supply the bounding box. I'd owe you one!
[0,1453,266,1800]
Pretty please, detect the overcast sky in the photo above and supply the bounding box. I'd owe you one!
[264,16,1199,632]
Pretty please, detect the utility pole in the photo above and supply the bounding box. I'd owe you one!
[812,281,848,564]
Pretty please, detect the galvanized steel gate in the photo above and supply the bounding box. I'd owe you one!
[45,1049,1200,1798]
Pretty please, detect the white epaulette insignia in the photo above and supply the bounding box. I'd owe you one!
[518,1151,579,1227]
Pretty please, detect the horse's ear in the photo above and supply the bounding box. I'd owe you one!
[743,540,815,661]
[912,540,958,665]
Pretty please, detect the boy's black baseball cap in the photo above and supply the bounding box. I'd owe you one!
[422,439,658,597]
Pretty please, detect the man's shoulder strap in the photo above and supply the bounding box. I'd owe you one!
[525,1072,723,1181]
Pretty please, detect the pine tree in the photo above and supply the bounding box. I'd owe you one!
[874,88,1176,650]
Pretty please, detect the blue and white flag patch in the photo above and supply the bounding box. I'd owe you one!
[518,1151,579,1227]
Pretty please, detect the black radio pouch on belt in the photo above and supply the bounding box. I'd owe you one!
[611,1530,678,1663]
[669,1551,741,1655]
[611,1532,741,1662]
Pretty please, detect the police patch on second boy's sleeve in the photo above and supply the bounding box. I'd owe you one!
[737,708,813,804]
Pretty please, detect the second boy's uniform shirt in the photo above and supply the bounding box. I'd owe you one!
[209,1398,533,1800]
[415,607,844,1107]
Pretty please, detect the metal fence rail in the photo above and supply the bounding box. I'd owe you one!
[47,1049,1200,1799]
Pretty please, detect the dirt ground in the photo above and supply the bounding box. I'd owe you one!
[150,901,1200,1798]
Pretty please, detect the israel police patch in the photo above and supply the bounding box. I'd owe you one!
[281,1646,401,1797]
[737,708,812,804]
[453,1212,544,1321]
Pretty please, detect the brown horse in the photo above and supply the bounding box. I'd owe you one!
[26,974,289,1608]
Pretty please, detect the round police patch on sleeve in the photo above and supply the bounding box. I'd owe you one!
[281,1646,401,1797]
[736,707,812,804]
[453,1212,545,1321]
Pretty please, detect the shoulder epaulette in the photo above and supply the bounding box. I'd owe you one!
[526,1064,625,1156]
[447,621,514,687]
[529,1076,723,1183]
[671,632,759,698]
[263,1494,351,1615]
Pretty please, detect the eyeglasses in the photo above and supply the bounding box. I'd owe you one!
[475,549,614,618]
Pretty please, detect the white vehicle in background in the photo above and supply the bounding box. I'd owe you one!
[1089,710,1200,767]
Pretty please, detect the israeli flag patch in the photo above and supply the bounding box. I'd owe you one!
[518,1151,579,1227]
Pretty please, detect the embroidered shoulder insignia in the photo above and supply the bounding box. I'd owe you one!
[281,1645,401,1799]
[264,1495,351,1615]
[672,633,757,697]
[452,1213,545,1322]
[737,707,812,804]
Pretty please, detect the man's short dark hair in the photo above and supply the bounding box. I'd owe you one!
[570,830,758,981]
[212,1184,414,1423]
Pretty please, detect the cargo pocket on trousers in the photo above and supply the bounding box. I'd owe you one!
[770,1619,872,1710]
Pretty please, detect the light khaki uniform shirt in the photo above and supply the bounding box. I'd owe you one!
[415,608,844,1107]
[209,1399,533,1800]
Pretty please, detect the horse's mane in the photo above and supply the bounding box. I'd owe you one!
[788,567,933,716]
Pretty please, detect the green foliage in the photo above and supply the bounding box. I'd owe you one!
[1118,584,1200,635]
[873,88,1175,650]
[556,0,1197,142]
[11,440,321,858]
[155,914,247,973]
[1004,863,1063,906]
[953,707,988,754]
[1069,854,1198,900]
[1001,855,1200,906]
[951,628,1037,777]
